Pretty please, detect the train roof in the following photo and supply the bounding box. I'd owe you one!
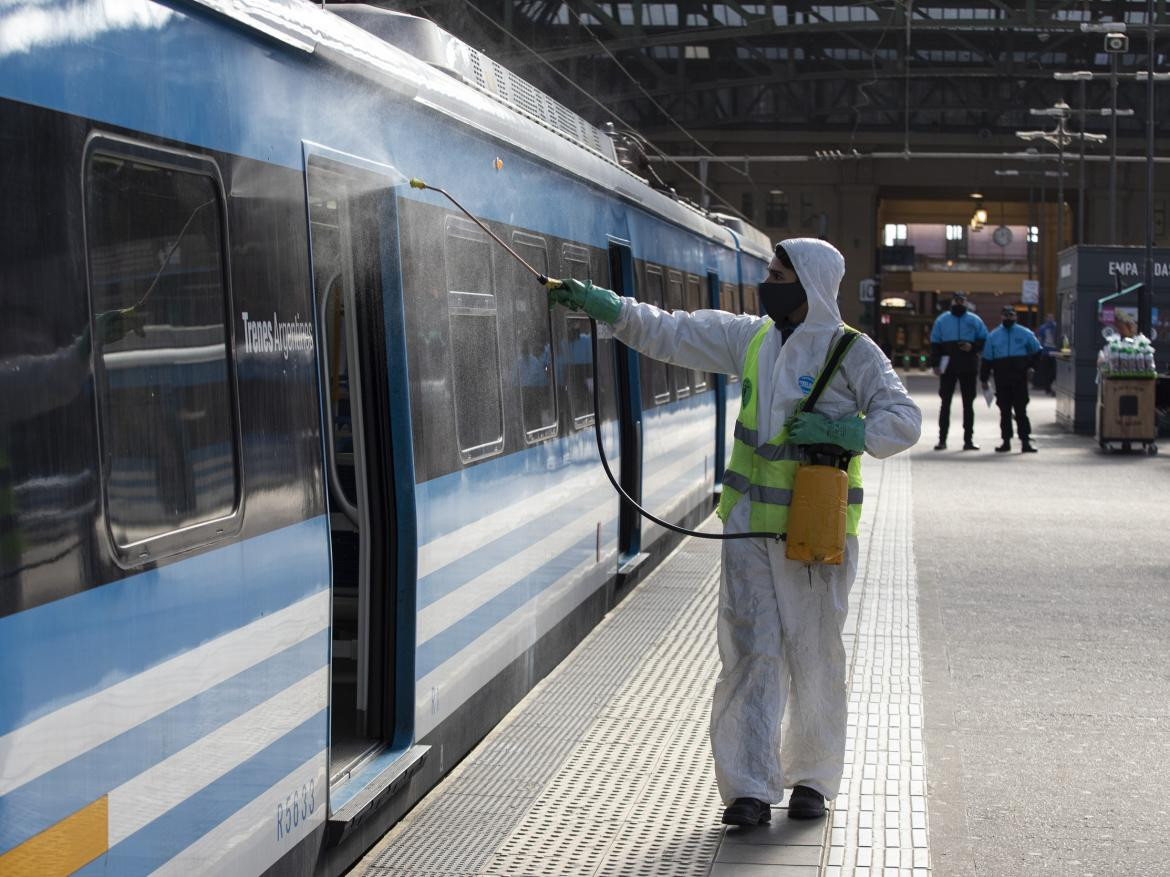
[184,0,772,262]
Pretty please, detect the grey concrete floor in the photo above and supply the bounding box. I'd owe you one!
[907,371,1170,876]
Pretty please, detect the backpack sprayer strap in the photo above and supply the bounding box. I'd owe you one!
[800,327,862,416]
[793,328,862,468]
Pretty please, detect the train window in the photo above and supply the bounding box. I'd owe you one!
[720,281,740,313]
[445,217,505,462]
[666,271,689,398]
[640,266,672,406]
[510,232,557,443]
[561,244,594,429]
[85,147,240,557]
[743,283,760,316]
[684,274,707,393]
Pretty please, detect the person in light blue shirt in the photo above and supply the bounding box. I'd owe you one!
[929,293,989,450]
[980,306,1043,453]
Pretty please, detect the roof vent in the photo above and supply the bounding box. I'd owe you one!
[327,6,473,78]
[328,5,616,162]
[709,213,746,235]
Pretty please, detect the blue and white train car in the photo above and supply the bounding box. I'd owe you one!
[0,2,771,874]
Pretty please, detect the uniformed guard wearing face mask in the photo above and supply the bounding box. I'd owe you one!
[549,239,921,825]
[929,293,989,451]
[981,305,1042,453]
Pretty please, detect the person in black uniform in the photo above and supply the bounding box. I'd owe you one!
[981,306,1042,453]
[929,293,989,451]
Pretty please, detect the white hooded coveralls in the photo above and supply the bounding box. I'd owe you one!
[610,239,921,804]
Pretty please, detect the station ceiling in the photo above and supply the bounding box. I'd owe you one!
[375,1,1168,147]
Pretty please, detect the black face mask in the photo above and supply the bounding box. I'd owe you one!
[950,304,967,317]
[759,279,808,326]
[1002,318,1017,329]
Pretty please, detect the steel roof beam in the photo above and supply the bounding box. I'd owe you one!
[501,18,1170,65]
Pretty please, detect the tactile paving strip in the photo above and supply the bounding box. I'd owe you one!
[825,454,933,876]
[362,534,727,877]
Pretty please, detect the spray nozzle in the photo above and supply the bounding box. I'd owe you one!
[409,178,427,190]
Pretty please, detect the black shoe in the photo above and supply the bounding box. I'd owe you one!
[995,441,1011,453]
[1021,442,1038,453]
[933,440,947,451]
[722,797,771,826]
[787,785,825,820]
[962,441,980,451]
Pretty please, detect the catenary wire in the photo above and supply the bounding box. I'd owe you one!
[849,1,905,154]
[559,3,752,180]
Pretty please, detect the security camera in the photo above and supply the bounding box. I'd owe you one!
[1105,32,1129,53]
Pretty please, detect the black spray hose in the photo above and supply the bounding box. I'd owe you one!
[407,176,779,543]
[585,315,782,543]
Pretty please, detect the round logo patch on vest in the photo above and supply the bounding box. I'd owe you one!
[798,375,815,395]
[742,377,753,407]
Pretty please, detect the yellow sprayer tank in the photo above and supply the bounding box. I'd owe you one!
[785,464,848,565]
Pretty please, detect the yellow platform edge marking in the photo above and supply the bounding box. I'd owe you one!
[0,795,108,876]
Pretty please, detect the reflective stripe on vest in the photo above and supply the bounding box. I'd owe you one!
[717,323,865,536]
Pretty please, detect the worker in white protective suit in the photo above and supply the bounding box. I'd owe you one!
[549,238,921,825]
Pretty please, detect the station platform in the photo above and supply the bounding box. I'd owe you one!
[352,452,928,877]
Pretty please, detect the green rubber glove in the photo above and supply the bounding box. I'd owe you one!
[548,278,622,325]
[97,306,147,345]
[787,411,866,453]
[79,306,147,361]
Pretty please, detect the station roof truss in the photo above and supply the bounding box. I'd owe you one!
[383,1,1170,145]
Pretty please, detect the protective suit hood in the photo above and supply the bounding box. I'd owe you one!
[776,238,845,333]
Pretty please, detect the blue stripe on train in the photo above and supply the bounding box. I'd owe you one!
[0,631,328,854]
[415,392,714,545]
[415,523,607,679]
[415,409,713,611]
[415,455,707,679]
[417,497,589,612]
[413,422,621,546]
[0,516,329,736]
[74,710,328,877]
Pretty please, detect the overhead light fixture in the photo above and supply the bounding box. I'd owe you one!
[969,192,984,199]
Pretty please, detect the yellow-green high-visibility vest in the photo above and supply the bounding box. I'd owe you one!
[716,320,864,536]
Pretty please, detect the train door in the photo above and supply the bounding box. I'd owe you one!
[304,149,416,793]
[608,241,647,572]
